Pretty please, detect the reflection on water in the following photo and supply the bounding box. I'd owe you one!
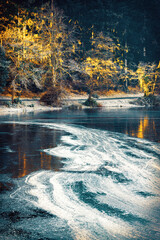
[0,109,160,179]
[17,150,55,178]
[3,122,159,240]
[0,109,160,239]
[0,124,63,178]
[18,152,27,178]
[74,109,160,143]
[137,116,149,139]
[130,116,157,140]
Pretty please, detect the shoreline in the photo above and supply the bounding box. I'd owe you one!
[0,93,144,116]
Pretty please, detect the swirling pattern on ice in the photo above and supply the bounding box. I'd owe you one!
[11,122,160,240]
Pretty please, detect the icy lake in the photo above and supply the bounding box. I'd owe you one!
[0,108,160,240]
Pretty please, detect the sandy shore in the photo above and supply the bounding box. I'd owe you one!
[0,93,143,116]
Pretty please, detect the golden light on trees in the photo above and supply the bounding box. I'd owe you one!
[84,57,118,90]
[82,32,122,95]
[0,8,44,94]
[137,62,160,96]
[0,2,80,100]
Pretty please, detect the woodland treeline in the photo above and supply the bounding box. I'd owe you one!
[0,0,160,103]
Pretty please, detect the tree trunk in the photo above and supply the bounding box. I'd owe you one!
[89,92,92,100]
[124,40,128,92]
[12,87,15,104]
[51,0,53,12]
[125,59,128,92]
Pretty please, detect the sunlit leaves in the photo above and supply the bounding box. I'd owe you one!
[137,62,160,96]
[0,2,79,91]
[82,32,121,93]
[77,40,81,45]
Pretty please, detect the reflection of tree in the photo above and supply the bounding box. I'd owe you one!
[18,152,27,178]
[137,116,149,139]
[8,124,63,178]
[130,116,157,140]
[40,151,52,170]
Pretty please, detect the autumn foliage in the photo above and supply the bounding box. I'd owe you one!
[0,0,159,104]
[0,2,78,100]
[137,62,160,96]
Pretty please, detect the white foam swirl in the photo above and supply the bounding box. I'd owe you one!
[12,123,160,239]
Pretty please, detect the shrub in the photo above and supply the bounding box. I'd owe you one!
[13,97,22,104]
[68,104,82,110]
[27,104,34,107]
[40,86,65,106]
[83,97,98,107]
[4,101,12,108]
[92,93,99,99]
[132,95,160,107]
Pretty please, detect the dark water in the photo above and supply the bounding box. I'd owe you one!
[0,108,160,240]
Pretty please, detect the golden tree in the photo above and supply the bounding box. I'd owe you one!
[83,32,120,97]
[0,2,79,101]
[137,62,160,96]
[83,57,119,95]
[31,2,79,89]
[0,8,44,101]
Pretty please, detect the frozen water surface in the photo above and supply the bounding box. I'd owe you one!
[0,108,160,239]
